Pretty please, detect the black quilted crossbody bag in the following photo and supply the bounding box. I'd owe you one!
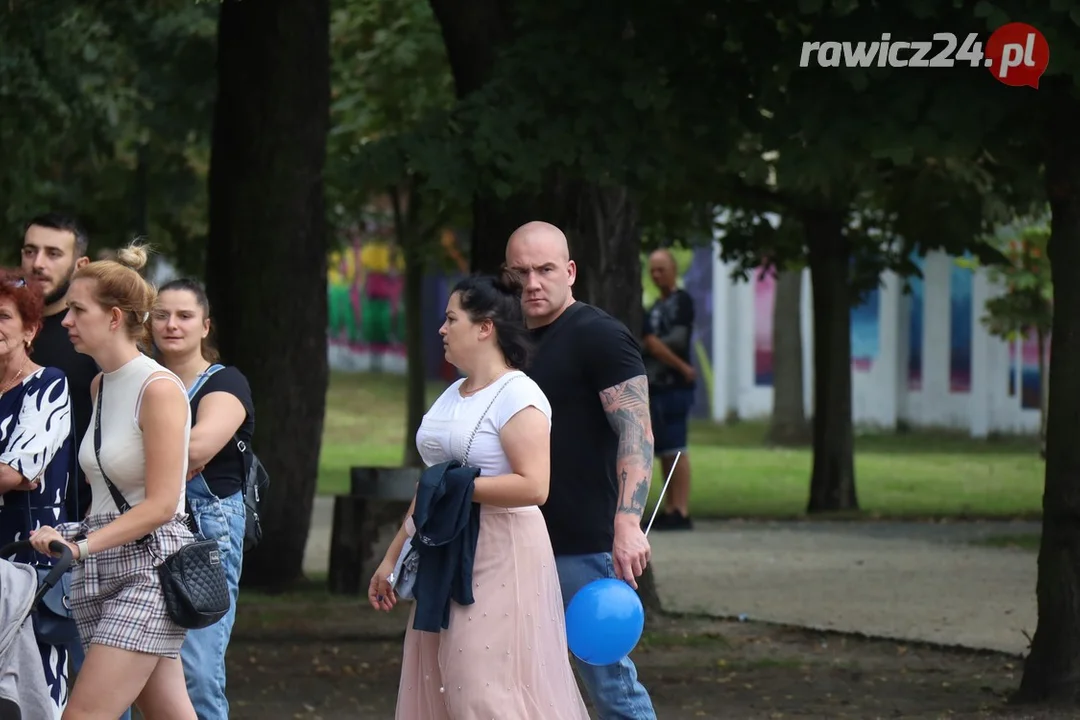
[94,378,230,630]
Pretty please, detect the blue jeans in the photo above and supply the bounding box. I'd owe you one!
[555,553,656,720]
[180,475,245,720]
[649,387,694,457]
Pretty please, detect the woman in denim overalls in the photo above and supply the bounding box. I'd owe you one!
[151,278,255,719]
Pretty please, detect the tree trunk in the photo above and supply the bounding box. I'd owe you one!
[556,180,659,611]
[205,0,330,592]
[559,181,644,336]
[470,193,545,273]
[391,185,427,469]
[767,267,810,446]
[1014,78,1080,705]
[804,209,858,513]
[427,0,513,97]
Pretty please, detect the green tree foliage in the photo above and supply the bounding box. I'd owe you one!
[960,218,1053,457]
[642,0,1049,512]
[420,0,700,221]
[0,1,139,245]
[410,0,1041,513]
[0,1,216,267]
[977,220,1053,344]
[327,0,460,237]
[109,4,218,272]
[328,0,462,467]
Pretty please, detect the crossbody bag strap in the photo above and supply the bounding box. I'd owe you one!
[94,379,165,547]
[462,373,523,466]
[94,379,134,515]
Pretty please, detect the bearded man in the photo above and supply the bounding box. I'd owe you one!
[21,213,98,521]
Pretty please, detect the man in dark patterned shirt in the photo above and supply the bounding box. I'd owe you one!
[641,248,696,530]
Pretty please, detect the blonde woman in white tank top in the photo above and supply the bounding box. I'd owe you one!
[30,243,198,720]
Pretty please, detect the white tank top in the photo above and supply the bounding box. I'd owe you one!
[79,354,190,517]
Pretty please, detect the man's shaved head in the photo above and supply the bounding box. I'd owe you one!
[506,221,571,262]
[649,247,675,267]
[505,220,576,328]
[648,247,679,295]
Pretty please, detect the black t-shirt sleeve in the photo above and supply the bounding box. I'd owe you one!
[196,366,254,417]
[578,316,647,393]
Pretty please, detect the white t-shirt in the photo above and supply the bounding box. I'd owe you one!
[415,371,552,477]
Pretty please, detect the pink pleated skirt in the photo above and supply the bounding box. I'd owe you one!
[395,505,590,720]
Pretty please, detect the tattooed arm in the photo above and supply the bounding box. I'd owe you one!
[600,375,656,520]
[600,374,655,586]
[581,313,655,586]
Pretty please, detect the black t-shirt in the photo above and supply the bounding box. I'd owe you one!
[30,312,100,520]
[527,302,647,556]
[642,288,695,391]
[191,366,255,499]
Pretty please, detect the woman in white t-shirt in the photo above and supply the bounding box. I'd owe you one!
[368,272,588,720]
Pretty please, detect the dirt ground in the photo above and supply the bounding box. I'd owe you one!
[219,589,1073,720]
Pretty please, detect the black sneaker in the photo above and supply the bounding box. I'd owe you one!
[647,511,693,532]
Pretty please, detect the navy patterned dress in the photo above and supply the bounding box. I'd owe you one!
[0,366,75,715]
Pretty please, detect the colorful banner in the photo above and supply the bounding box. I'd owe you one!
[906,255,974,393]
[682,246,715,419]
[754,268,880,381]
[949,259,973,393]
[327,228,468,380]
[850,286,880,372]
[1008,332,1047,410]
[327,234,408,373]
[907,258,924,391]
[753,269,775,386]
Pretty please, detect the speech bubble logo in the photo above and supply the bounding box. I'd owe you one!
[984,22,1049,88]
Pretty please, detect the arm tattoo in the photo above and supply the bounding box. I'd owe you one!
[599,375,655,518]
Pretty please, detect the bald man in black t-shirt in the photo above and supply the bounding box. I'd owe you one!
[506,221,658,720]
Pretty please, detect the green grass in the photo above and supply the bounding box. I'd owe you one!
[318,372,1045,519]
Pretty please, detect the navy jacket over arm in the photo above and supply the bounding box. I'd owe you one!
[411,460,482,633]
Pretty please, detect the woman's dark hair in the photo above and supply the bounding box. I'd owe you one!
[157,278,220,363]
[452,270,532,369]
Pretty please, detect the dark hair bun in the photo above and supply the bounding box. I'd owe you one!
[495,267,524,297]
[451,272,533,369]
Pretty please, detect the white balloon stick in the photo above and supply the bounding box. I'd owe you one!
[644,451,681,537]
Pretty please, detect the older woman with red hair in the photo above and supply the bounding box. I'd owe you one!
[0,267,76,713]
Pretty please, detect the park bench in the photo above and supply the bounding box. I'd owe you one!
[327,466,417,595]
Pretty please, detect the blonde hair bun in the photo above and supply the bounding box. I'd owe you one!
[115,241,152,272]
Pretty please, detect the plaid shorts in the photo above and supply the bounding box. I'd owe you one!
[61,512,196,658]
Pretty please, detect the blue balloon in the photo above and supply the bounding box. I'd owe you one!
[565,578,645,666]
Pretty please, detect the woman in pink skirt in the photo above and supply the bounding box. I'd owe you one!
[368,272,589,720]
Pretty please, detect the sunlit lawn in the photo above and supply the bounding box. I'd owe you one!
[317,372,1045,518]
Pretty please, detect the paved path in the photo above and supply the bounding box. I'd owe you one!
[304,498,1039,656]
